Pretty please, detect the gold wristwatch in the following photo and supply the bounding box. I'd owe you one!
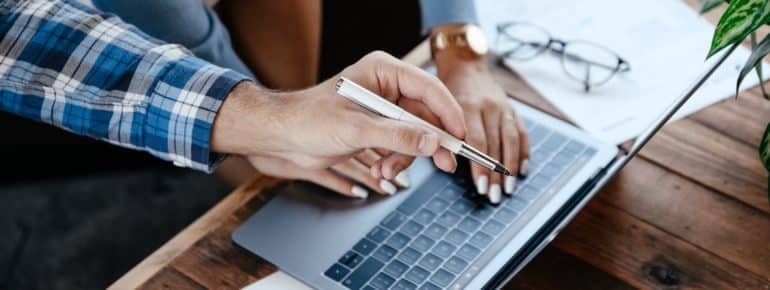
[430,24,489,58]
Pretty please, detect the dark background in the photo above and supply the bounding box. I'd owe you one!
[0,1,423,289]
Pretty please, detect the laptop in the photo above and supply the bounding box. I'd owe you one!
[232,44,738,290]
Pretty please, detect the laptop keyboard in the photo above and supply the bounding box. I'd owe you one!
[324,117,597,290]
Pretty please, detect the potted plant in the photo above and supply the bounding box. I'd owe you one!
[701,0,770,202]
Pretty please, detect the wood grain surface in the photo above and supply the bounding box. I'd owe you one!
[110,2,770,289]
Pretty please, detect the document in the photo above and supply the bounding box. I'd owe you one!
[476,0,769,144]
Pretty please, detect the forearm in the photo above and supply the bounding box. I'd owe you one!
[0,0,249,172]
[419,0,479,34]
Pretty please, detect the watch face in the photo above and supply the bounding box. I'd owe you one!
[465,25,489,55]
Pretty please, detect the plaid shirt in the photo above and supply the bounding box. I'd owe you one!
[0,0,249,172]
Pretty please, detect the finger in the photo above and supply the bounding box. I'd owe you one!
[465,111,490,195]
[378,152,415,187]
[301,169,368,199]
[431,148,457,173]
[502,113,522,196]
[355,149,382,167]
[360,52,467,139]
[398,98,442,127]
[516,117,532,177]
[333,158,398,195]
[356,118,440,157]
[483,108,504,205]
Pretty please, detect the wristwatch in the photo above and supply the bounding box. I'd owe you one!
[430,24,489,58]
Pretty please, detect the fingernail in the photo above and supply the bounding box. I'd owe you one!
[351,185,368,199]
[504,176,517,195]
[418,134,439,155]
[476,175,489,195]
[380,179,397,195]
[520,159,529,176]
[489,184,502,204]
[394,171,411,188]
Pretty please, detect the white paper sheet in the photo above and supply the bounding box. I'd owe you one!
[476,0,768,144]
[242,271,312,290]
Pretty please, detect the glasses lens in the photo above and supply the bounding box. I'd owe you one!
[497,23,550,60]
[561,41,621,87]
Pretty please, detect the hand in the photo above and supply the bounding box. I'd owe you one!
[434,49,530,204]
[211,51,466,197]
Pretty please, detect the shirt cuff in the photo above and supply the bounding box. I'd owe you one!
[419,0,480,34]
[143,45,249,173]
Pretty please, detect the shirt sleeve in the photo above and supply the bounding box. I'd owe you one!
[0,0,250,172]
[419,0,480,34]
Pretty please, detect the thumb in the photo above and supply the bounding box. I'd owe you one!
[357,118,440,157]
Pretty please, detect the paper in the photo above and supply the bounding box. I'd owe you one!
[476,0,769,144]
[242,271,312,290]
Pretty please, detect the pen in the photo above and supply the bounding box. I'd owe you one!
[335,77,512,176]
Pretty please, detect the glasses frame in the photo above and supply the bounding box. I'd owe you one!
[496,22,631,92]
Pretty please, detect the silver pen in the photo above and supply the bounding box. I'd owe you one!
[335,77,512,176]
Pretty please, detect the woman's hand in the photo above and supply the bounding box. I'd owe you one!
[435,52,530,205]
[211,51,466,197]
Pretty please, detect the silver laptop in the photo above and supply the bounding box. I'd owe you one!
[232,44,738,289]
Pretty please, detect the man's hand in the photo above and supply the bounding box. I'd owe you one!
[434,37,530,205]
[210,51,466,198]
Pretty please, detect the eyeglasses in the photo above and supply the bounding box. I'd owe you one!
[496,22,631,92]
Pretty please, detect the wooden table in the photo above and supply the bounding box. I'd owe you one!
[111,3,770,289]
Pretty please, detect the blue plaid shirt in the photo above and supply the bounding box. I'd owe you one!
[0,0,249,172]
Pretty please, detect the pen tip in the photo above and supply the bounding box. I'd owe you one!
[496,165,512,176]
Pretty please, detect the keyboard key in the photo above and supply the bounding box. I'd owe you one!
[539,164,562,178]
[528,126,551,147]
[552,151,576,166]
[505,197,529,211]
[469,205,495,221]
[398,247,422,265]
[541,132,567,151]
[420,282,442,290]
[430,269,456,287]
[468,232,493,249]
[381,212,407,231]
[437,185,463,201]
[405,266,430,285]
[424,224,448,240]
[342,258,384,290]
[401,221,424,237]
[369,273,395,290]
[372,245,397,262]
[384,260,409,278]
[367,226,391,243]
[340,251,364,268]
[324,263,350,281]
[410,235,435,252]
[456,244,481,261]
[495,208,519,224]
[445,229,469,245]
[457,217,481,233]
[363,286,376,290]
[564,140,586,153]
[432,241,456,258]
[397,187,436,215]
[529,175,552,190]
[425,198,450,213]
[450,198,475,214]
[419,253,443,271]
[354,239,377,255]
[481,220,505,236]
[517,186,540,201]
[413,209,437,225]
[387,233,411,250]
[392,279,418,290]
[436,211,461,227]
[444,257,469,274]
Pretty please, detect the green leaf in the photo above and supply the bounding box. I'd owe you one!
[750,32,770,98]
[736,32,770,96]
[701,0,725,14]
[707,0,770,58]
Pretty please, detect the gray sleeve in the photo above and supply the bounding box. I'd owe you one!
[419,0,479,34]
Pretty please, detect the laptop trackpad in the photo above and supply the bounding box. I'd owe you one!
[232,158,437,287]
